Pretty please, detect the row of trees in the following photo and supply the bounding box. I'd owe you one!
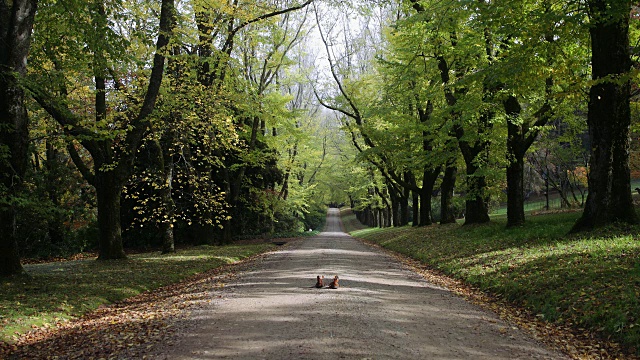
[2,0,638,276]
[1,0,352,276]
[317,0,639,232]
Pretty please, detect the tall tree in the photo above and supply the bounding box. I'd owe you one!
[572,0,638,231]
[29,0,176,259]
[0,0,38,276]
[407,0,495,225]
[475,0,586,227]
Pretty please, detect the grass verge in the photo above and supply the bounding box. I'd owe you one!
[0,243,275,343]
[344,210,640,357]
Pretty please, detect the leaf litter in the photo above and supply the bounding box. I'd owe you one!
[363,240,637,360]
[1,239,635,360]
[0,252,270,360]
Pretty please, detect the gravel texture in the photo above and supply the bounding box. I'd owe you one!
[155,209,566,359]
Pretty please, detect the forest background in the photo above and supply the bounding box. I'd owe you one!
[2,0,640,276]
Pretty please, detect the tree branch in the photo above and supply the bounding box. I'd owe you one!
[67,141,96,186]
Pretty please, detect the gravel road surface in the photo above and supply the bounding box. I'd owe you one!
[159,208,566,359]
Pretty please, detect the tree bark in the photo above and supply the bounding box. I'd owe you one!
[401,172,411,226]
[0,0,38,276]
[463,161,491,225]
[505,96,526,227]
[573,0,638,231]
[412,190,419,227]
[400,192,409,226]
[0,209,23,276]
[506,155,526,227]
[440,161,457,224]
[389,185,400,227]
[419,169,440,226]
[153,138,176,254]
[457,139,491,225]
[95,171,126,260]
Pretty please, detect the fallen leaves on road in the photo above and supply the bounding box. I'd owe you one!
[0,253,267,360]
[365,240,637,360]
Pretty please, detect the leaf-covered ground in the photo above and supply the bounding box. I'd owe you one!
[345,209,640,359]
[2,210,638,359]
[0,244,275,359]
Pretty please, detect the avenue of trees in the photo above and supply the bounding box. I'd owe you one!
[1,0,356,276]
[1,0,639,276]
[315,1,640,232]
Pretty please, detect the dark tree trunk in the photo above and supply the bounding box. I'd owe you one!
[401,174,410,226]
[456,121,491,225]
[573,0,638,231]
[418,192,432,226]
[506,155,526,227]
[95,171,126,260]
[386,206,391,227]
[400,193,409,226]
[504,76,554,227]
[505,95,526,227]
[440,160,457,224]
[0,209,23,276]
[447,101,492,225]
[390,187,400,227]
[0,0,37,276]
[463,162,491,225]
[412,190,419,226]
[418,169,440,226]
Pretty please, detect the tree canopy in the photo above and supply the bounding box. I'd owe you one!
[1,0,638,276]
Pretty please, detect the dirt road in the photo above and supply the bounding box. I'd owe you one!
[158,208,565,359]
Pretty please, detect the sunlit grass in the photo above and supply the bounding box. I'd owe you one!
[0,244,275,342]
[350,211,640,355]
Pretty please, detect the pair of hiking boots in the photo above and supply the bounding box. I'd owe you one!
[315,275,339,289]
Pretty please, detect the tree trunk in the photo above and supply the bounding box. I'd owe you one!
[390,187,400,227]
[160,145,176,253]
[440,161,457,224]
[463,162,491,225]
[418,169,440,226]
[457,124,491,225]
[385,206,391,227]
[401,178,410,226]
[147,138,176,254]
[419,191,431,226]
[505,95,526,227]
[0,210,23,276]
[0,0,38,276]
[95,171,126,260]
[412,190,419,226]
[573,0,638,231]
[506,154,526,227]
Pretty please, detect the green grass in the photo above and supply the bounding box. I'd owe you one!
[340,208,368,233]
[347,211,640,355]
[0,243,275,342]
[489,197,568,216]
